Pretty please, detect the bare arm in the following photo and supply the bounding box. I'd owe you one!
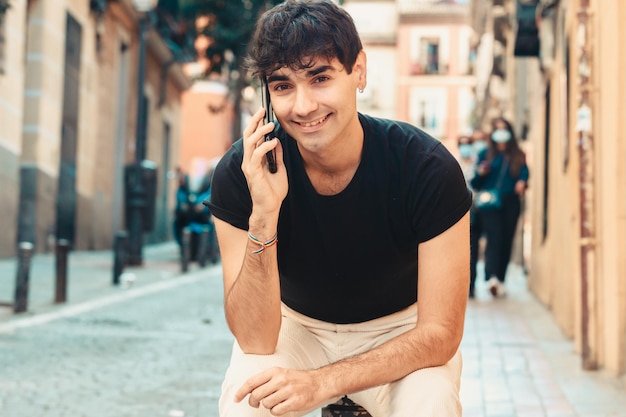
[235,212,470,413]
[318,212,470,394]
[216,108,288,354]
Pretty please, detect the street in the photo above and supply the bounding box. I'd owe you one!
[0,244,626,417]
[0,265,231,417]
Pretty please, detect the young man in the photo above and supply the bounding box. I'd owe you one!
[206,1,472,416]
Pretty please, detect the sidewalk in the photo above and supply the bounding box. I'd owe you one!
[463,263,626,417]
[0,241,188,320]
[0,244,625,416]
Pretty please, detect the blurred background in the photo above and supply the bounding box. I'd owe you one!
[0,0,624,377]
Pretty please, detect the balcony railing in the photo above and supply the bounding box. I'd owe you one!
[154,8,196,63]
[409,62,451,76]
[398,0,469,16]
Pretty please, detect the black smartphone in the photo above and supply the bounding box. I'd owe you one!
[261,77,277,173]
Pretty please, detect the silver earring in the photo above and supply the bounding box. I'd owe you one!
[358,88,364,94]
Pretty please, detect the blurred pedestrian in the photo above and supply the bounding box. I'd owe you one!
[456,134,476,186]
[463,129,487,298]
[471,128,488,156]
[173,164,213,261]
[470,118,529,297]
[173,168,190,247]
[457,133,481,296]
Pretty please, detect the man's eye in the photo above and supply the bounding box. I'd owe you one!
[275,84,290,91]
[314,76,329,83]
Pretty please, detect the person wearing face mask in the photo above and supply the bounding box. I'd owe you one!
[470,118,529,297]
[456,134,476,186]
[471,128,488,155]
[466,129,487,298]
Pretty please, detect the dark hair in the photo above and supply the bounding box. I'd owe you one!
[457,135,472,146]
[486,117,526,177]
[247,0,363,77]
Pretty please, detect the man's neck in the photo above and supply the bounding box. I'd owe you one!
[300,119,364,195]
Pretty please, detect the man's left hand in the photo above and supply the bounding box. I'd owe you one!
[234,367,327,416]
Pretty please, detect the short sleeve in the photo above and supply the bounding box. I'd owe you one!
[408,142,472,243]
[204,140,252,231]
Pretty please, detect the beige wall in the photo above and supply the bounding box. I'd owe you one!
[0,0,27,255]
[527,0,626,375]
[592,0,626,374]
[0,0,26,154]
[0,0,189,255]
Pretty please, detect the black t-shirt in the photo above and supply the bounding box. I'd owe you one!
[208,113,472,323]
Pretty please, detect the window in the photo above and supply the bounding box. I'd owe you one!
[411,37,440,75]
[421,38,440,74]
[410,87,447,138]
[409,28,450,76]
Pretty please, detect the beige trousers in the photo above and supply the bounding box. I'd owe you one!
[219,303,463,417]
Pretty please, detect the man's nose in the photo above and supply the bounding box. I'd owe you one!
[292,88,318,116]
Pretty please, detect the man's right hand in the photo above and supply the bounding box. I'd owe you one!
[241,108,288,221]
[215,108,286,354]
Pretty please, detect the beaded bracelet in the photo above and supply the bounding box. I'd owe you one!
[248,232,278,254]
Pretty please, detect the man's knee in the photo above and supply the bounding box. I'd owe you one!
[219,348,291,417]
[390,374,461,417]
[388,352,462,416]
[219,316,329,417]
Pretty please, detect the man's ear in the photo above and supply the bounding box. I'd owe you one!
[354,50,367,90]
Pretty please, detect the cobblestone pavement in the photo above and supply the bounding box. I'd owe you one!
[463,267,626,417]
[0,243,625,416]
[0,265,230,417]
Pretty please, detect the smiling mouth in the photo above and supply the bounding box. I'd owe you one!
[297,115,329,128]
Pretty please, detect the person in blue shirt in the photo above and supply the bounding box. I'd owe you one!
[456,134,476,187]
[173,169,191,247]
[173,168,214,261]
[470,117,529,297]
[465,129,488,299]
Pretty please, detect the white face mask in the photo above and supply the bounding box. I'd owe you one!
[491,129,512,144]
[458,144,474,159]
[473,140,487,154]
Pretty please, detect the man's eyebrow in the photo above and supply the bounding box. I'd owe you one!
[306,65,334,77]
[266,65,336,83]
[267,74,290,83]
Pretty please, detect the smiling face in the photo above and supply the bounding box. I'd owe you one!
[266,53,366,157]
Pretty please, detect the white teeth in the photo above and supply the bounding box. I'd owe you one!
[300,115,327,127]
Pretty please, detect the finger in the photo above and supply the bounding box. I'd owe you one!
[242,108,265,141]
[263,398,302,417]
[268,397,294,416]
[257,389,288,412]
[242,108,272,149]
[249,138,279,171]
[243,122,275,162]
[245,107,274,142]
[250,385,280,409]
[234,373,272,403]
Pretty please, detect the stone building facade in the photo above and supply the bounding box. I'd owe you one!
[470,0,626,375]
[0,0,190,257]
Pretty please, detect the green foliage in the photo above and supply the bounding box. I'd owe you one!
[175,0,282,76]
[0,0,11,15]
[157,0,180,15]
[160,0,282,140]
